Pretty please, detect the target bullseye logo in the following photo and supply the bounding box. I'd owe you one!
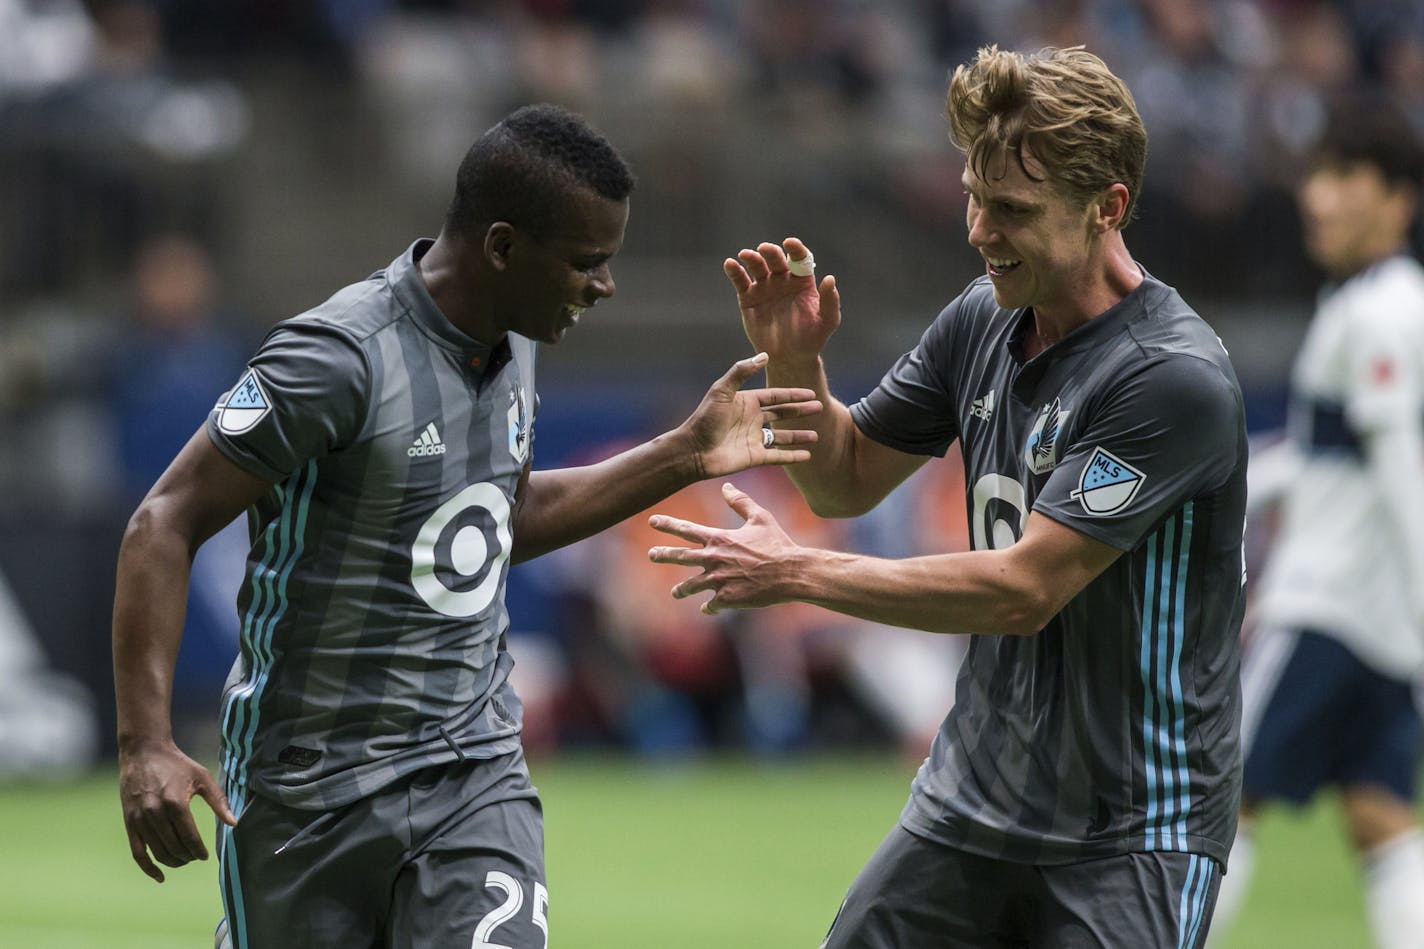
[410,482,512,617]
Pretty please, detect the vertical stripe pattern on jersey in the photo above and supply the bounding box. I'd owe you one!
[220,460,317,812]
[1140,502,1196,851]
[218,823,247,949]
[1177,853,1215,948]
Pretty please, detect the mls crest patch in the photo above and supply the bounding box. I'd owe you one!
[1071,446,1145,516]
[216,370,271,435]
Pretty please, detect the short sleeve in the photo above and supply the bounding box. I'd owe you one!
[1034,354,1244,550]
[206,321,370,481]
[850,301,963,456]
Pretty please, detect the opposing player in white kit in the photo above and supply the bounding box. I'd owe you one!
[1209,98,1424,949]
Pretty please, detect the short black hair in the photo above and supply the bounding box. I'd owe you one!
[445,103,636,239]
[1313,94,1424,189]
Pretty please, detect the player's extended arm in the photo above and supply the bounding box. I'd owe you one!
[649,483,1121,635]
[114,430,265,882]
[510,353,821,563]
[726,238,926,517]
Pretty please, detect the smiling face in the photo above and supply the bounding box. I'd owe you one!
[962,148,1105,319]
[1298,159,1416,279]
[501,187,630,344]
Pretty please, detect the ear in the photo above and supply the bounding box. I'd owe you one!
[1092,183,1131,233]
[484,222,516,271]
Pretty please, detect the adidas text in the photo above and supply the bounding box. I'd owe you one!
[409,423,447,457]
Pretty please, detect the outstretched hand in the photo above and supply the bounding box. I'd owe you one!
[648,482,802,614]
[724,237,841,364]
[684,352,821,479]
[119,740,237,883]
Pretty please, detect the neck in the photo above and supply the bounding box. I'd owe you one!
[1034,231,1142,345]
[418,233,501,345]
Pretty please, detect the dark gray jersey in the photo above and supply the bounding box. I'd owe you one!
[207,240,536,812]
[850,273,1247,866]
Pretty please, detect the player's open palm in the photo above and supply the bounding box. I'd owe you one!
[119,739,236,883]
[724,237,841,363]
[684,353,821,478]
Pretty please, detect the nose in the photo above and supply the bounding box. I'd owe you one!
[589,263,615,301]
[966,205,991,249]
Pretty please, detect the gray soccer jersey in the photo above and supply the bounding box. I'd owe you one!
[850,272,1248,866]
[207,240,536,813]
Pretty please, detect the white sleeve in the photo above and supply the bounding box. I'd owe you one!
[1348,296,1424,624]
[1245,435,1300,517]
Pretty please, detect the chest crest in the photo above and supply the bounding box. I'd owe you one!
[1024,397,1071,476]
[507,384,530,464]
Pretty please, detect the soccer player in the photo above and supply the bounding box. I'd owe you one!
[112,104,822,949]
[1208,100,1424,949]
[649,46,1248,947]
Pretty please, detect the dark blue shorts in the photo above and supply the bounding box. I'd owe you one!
[1240,626,1422,805]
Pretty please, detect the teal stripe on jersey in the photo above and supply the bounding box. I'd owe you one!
[1177,854,1214,948]
[1166,504,1196,847]
[219,824,248,949]
[1141,503,1195,850]
[220,461,317,810]
[1140,530,1163,846]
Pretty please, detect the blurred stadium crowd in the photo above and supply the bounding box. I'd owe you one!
[1,0,1421,776]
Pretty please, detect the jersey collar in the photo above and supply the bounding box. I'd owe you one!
[390,239,509,379]
[1008,268,1164,366]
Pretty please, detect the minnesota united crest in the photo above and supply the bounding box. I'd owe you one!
[507,385,530,464]
[1024,397,1070,475]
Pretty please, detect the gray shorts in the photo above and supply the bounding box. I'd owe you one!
[216,749,545,949]
[821,826,1220,949]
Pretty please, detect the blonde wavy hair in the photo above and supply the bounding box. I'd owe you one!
[947,46,1147,227]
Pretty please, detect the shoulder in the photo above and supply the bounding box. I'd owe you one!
[1339,256,1424,334]
[289,269,403,346]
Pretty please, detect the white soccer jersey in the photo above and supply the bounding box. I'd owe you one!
[1251,255,1424,678]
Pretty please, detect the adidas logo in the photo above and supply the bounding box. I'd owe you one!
[969,389,996,422]
[408,422,447,457]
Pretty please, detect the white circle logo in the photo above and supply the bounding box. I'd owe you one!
[410,482,512,617]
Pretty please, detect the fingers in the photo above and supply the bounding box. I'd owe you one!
[648,514,715,545]
[127,826,165,883]
[754,386,817,406]
[720,481,764,521]
[197,774,238,828]
[724,258,752,294]
[819,273,841,322]
[716,352,771,392]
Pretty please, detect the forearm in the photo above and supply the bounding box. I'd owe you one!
[112,505,196,754]
[783,546,1055,635]
[512,428,701,562]
[766,357,882,517]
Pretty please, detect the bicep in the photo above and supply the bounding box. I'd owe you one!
[139,428,271,547]
[847,425,932,506]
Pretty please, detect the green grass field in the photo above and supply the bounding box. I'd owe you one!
[0,754,1390,947]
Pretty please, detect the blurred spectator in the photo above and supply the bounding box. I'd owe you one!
[0,0,247,298]
[103,233,250,715]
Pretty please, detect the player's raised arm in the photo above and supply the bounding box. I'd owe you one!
[725,238,924,516]
[510,352,820,563]
[114,429,255,881]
